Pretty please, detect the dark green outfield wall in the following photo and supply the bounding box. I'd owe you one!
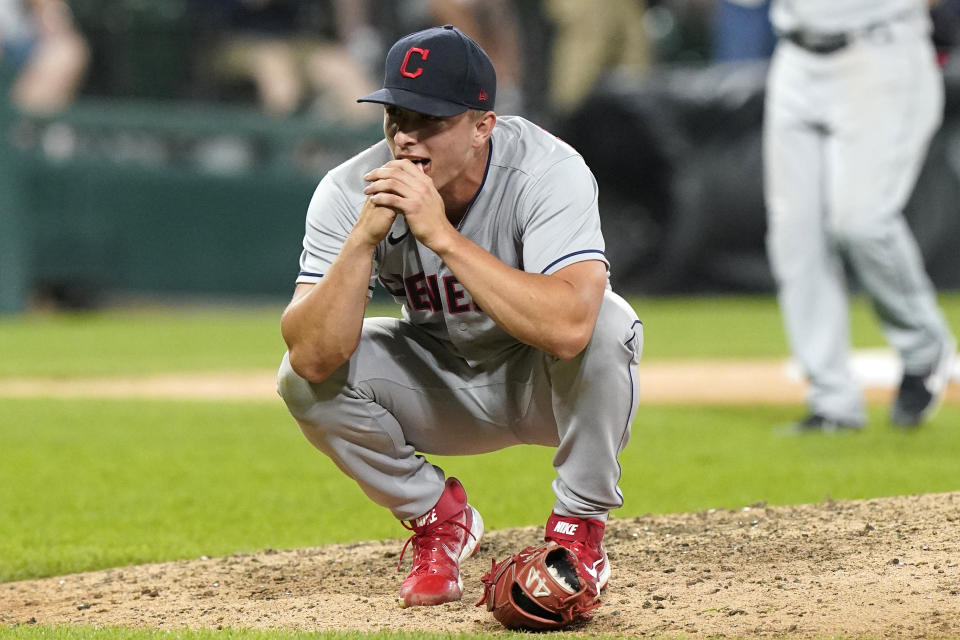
[0,97,380,311]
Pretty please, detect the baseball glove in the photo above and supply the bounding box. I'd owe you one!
[476,541,600,630]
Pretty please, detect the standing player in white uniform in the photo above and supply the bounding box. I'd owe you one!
[277,25,642,608]
[764,0,956,430]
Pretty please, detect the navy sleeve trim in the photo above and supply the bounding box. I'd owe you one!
[298,271,372,292]
[624,319,643,346]
[540,249,607,274]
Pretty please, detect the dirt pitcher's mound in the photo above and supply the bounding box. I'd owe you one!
[3,493,959,638]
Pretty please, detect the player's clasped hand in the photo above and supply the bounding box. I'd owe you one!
[355,198,397,248]
[363,159,452,249]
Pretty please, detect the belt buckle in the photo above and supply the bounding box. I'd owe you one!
[791,30,848,54]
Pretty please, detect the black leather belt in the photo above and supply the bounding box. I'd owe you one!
[780,10,920,55]
[782,30,850,54]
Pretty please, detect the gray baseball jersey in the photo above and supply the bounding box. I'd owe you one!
[297,115,609,366]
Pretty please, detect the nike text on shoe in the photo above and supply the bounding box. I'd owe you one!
[892,339,956,427]
[397,477,484,607]
[544,512,608,596]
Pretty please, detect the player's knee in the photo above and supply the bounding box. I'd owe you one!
[277,352,353,438]
[828,208,888,249]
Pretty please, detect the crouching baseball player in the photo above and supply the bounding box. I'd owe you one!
[277,25,641,626]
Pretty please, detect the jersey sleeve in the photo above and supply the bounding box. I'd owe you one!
[519,154,608,275]
[296,173,377,296]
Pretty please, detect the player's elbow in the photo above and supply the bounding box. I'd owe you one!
[287,347,342,384]
[542,263,606,360]
[550,344,585,361]
[545,323,594,361]
[281,316,355,383]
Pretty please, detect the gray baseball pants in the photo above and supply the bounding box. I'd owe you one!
[277,289,641,522]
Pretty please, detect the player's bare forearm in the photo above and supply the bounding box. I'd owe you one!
[434,232,607,360]
[280,236,376,382]
[282,199,396,381]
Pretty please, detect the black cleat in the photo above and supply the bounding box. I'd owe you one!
[891,341,955,427]
[786,413,864,434]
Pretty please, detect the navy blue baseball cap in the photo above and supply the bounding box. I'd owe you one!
[358,25,496,117]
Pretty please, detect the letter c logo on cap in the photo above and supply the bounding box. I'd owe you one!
[400,47,429,78]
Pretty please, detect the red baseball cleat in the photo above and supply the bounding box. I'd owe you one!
[544,512,608,596]
[397,477,484,607]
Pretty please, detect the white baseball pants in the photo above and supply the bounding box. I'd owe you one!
[764,14,954,423]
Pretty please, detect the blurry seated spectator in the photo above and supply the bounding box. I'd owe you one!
[330,0,384,81]
[932,0,960,64]
[712,0,775,62]
[200,0,378,122]
[427,0,525,114]
[545,0,651,120]
[0,0,89,113]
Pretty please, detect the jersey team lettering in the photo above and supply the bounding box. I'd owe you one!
[379,271,482,314]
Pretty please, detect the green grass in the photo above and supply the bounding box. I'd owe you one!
[634,291,960,359]
[2,398,959,584]
[2,292,958,377]
[0,307,289,378]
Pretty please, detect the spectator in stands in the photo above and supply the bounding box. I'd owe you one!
[712,0,775,61]
[0,0,89,113]
[931,0,960,63]
[199,0,379,122]
[426,0,525,115]
[543,0,652,120]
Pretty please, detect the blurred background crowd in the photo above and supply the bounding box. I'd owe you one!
[3,0,957,120]
[2,0,960,310]
[0,0,777,122]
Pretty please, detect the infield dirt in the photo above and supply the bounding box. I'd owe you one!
[1,358,958,405]
[3,492,960,638]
